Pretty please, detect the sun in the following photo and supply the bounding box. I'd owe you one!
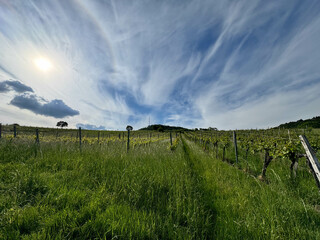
[34,57,53,72]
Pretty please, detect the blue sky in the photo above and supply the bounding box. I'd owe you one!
[0,0,320,130]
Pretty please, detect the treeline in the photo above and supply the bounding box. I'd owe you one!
[278,116,320,129]
[140,124,189,132]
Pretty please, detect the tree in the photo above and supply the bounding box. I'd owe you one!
[157,125,164,132]
[56,121,68,128]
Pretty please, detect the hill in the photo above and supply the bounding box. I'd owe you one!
[139,124,189,132]
[277,116,320,129]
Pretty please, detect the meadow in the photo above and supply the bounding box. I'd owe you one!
[1,126,320,239]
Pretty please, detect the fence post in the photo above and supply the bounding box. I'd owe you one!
[127,130,130,152]
[288,129,291,141]
[79,127,82,150]
[36,128,39,144]
[233,131,238,164]
[299,135,320,189]
[170,132,173,146]
[126,126,133,152]
[14,125,17,137]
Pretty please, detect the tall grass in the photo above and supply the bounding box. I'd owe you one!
[0,138,213,239]
[1,135,320,239]
[182,137,320,239]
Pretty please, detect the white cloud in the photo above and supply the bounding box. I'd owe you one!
[197,82,320,129]
[1,0,320,129]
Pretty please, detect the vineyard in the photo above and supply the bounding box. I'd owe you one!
[185,128,320,179]
[1,125,320,239]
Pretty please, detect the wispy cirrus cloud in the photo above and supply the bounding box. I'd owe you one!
[0,0,320,129]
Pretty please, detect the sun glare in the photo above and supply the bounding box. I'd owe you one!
[34,57,52,72]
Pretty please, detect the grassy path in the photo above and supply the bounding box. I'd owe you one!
[182,136,320,239]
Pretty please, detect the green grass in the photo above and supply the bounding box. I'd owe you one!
[182,137,320,239]
[1,135,320,239]
[0,138,213,239]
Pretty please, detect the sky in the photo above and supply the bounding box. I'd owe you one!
[0,0,320,130]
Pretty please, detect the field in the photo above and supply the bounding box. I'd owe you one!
[1,126,320,239]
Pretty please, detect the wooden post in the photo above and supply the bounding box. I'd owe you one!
[288,130,291,141]
[170,132,172,146]
[299,135,320,189]
[216,142,218,159]
[127,130,130,152]
[36,129,39,144]
[223,147,226,161]
[14,125,17,137]
[245,147,249,162]
[79,127,82,149]
[233,131,238,164]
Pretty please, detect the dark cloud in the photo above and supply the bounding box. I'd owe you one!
[0,82,9,92]
[0,80,33,93]
[3,80,79,118]
[76,123,106,130]
[10,93,79,118]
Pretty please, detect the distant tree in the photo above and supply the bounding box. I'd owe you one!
[56,121,68,128]
[157,125,164,132]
